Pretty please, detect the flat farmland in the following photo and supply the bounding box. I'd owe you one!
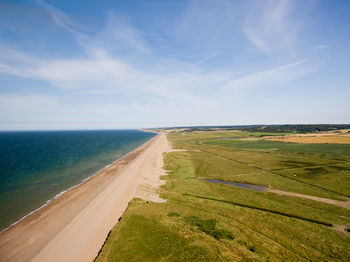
[268,135,350,144]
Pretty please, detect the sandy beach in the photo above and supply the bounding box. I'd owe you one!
[0,132,170,262]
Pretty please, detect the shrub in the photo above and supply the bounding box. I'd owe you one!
[248,245,256,252]
[212,229,235,240]
[168,212,180,217]
[184,216,234,240]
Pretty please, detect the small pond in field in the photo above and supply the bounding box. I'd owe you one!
[205,179,266,192]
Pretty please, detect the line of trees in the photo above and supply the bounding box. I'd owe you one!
[158,124,350,133]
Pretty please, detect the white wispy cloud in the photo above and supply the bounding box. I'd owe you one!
[0,1,312,94]
[0,0,322,129]
[101,13,151,54]
[224,59,314,90]
[315,44,329,50]
[243,0,298,53]
[196,51,222,64]
[35,0,81,34]
[0,45,42,65]
[0,47,313,103]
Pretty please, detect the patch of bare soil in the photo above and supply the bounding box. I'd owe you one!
[267,189,350,209]
[333,224,350,235]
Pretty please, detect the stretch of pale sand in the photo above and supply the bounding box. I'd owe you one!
[0,132,171,262]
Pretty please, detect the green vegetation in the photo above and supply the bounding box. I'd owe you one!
[96,130,350,262]
[158,124,350,133]
[184,215,235,240]
[244,124,350,133]
[206,139,350,157]
[168,212,180,217]
[184,194,333,227]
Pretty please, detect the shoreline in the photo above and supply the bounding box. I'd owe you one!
[0,132,169,262]
[0,133,157,235]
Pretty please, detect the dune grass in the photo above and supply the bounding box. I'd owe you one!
[96,130,350,262]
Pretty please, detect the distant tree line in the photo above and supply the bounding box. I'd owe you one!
[156,124,350,133]
[244,124,350,133]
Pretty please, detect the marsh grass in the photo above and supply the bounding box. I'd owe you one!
[184,215,235,240]
[96,131,350,262]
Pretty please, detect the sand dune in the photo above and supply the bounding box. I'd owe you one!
[0,132,170,262]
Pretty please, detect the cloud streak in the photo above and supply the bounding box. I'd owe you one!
[224,59,312,90]
[0,1,313,95]
[35,0,82,34]
[243,0,298,53]
[0,0,329,129]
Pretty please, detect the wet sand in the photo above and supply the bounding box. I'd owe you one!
[0,132,170,262]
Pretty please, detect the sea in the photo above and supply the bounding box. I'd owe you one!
[0,130,156,231]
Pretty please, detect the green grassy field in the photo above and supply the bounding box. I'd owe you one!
[96,130,350,262]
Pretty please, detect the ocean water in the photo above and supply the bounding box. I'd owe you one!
[0,130,156,231]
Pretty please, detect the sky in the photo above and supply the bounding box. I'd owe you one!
[0,0,349,130]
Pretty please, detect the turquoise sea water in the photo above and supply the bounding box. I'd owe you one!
[0,130,156,231]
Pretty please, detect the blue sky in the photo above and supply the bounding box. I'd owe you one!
[0,0,349,130]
